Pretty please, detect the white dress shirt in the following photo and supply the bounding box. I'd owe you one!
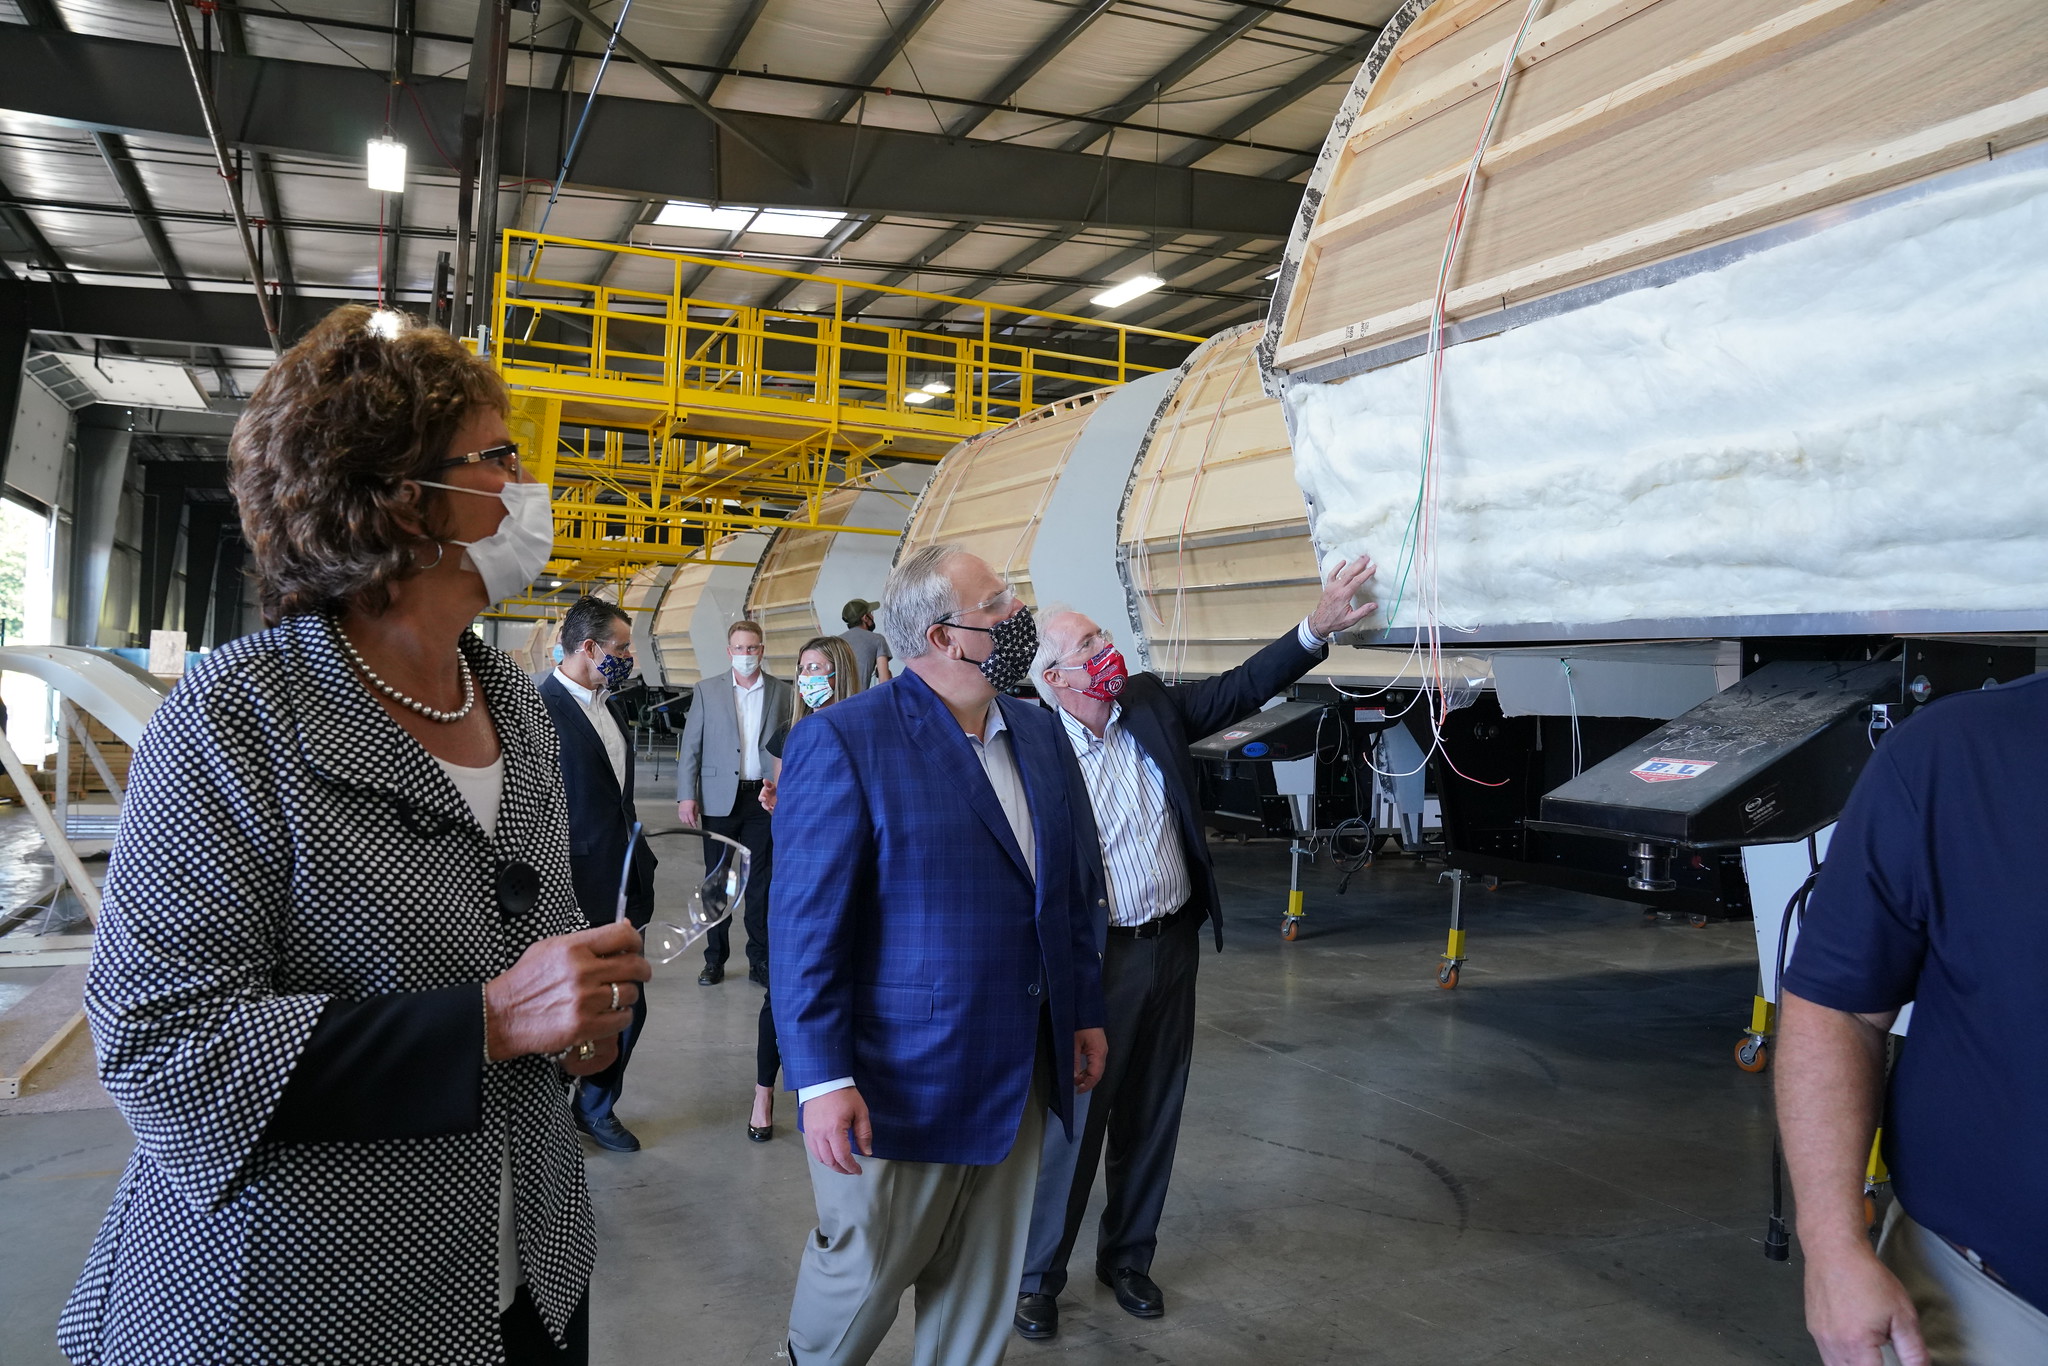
[550,668,626,790]
[797,698,1032,1107]
[734,671,767,780]
[1058,703,1191,927]
[435,755,520,1313]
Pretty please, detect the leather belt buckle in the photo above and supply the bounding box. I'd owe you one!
[1111,902,1194,940]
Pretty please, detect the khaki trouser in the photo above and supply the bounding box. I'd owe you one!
[1878,1202,2048,1365]
[788,1058,1048,1366]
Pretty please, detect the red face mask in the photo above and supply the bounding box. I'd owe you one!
[1072,645,1127,700]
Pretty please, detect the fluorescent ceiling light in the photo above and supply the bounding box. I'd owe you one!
[366,136,407,194]
[903,391,935,405]
[1090,274,1163,309]
[1265,269,1281,280]
[750,208,847,238]
[920,381,951,394]
[654,200,757,232]
[549,579,564,588]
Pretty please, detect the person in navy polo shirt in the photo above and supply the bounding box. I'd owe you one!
[1778,672,2048,1365]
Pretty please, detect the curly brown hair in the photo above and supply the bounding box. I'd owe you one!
[230,304,508,624]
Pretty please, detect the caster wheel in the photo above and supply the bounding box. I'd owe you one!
[1436,961,1460,990]
[1688,912,1710,929]
[1281,917,1302,942]
[1735,1035,1768,1073]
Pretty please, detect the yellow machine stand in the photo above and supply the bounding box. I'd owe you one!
[1282,888,1306,942]
[1737,995,1775,1072]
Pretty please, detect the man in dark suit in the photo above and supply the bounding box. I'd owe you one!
[1010,556,1380,1339]
[537,596,658,1154]
[770,544,1108,1366]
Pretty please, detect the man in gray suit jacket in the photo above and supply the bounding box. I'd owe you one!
[678,619,792,985]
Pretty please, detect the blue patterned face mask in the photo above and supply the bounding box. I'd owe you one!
[798,673,834,709]
[597,649,634,691]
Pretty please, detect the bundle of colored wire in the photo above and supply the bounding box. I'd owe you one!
[1359,0,1548,792]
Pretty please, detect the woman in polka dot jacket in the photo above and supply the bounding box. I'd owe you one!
[58,307,649,1366]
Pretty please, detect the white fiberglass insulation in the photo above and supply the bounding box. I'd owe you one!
[1285,161,2048,632]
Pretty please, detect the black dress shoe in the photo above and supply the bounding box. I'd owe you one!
[747,1121,773,1143]
[1013,1292,1058,1339]
[1097,1266,1164,1319]
[698,963,724,985]
[748,963,770,988]
[575,1112,641,1153]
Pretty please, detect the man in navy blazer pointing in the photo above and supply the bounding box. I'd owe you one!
[1012,557,1379,1340]
[770,544,1108,1366]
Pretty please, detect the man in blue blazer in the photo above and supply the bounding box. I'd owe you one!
[1012,557,1379,1340]
[537,597,658,1153]
[770,544,1108,1366]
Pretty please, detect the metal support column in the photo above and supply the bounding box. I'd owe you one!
[469,0,510,348]
[452,0,507,340]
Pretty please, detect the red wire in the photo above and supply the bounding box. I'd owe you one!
[398,78,462,170]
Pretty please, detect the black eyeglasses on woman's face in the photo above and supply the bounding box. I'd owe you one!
[439,443,523,476]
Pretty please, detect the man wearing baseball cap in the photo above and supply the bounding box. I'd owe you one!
[838,598,892,687]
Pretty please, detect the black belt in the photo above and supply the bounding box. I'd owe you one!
[1105,901,1201,940]
[736,778,764,791]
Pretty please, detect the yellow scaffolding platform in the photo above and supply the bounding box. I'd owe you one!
[489,231,1202,583]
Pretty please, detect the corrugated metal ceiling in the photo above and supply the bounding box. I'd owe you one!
[2,0,1401,384]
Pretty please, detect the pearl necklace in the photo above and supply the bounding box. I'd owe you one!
[336,626,476,723]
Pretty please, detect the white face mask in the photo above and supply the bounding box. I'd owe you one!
[417,480,553,605]
[731,653,761,677]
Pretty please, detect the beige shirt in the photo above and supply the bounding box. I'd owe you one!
[797,698,1034,1106]
[966,698,1034,880]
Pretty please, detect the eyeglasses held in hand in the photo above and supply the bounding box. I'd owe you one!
[617,823,751,962]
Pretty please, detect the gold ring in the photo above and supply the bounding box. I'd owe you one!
[573,1040,596,1062]
[609,981,621,1012]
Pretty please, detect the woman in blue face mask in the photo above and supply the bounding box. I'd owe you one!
[746,634,864,1141]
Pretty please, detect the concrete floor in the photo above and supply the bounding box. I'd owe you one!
[0,780,1815,1364]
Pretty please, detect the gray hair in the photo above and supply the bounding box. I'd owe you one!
[881,542,965,661]
[1028,604,1086,708]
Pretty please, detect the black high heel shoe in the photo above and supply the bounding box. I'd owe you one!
[747,1121,773,1143]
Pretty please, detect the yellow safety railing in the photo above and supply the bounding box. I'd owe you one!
[488,230,1205,575]
[492,231,1201,442]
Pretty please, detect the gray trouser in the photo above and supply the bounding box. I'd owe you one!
[789,1058,1048,1366]
[1879,1202,2048,1365]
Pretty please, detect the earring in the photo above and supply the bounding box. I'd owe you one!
[413,539,446,571]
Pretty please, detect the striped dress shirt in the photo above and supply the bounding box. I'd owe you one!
[1058,703,1192,928]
